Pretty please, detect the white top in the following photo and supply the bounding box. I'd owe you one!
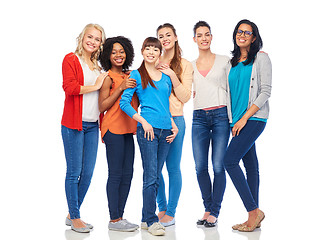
[192,54,230,110]
[77,56,100,122]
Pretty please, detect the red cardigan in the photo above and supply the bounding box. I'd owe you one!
[61,53,84,130]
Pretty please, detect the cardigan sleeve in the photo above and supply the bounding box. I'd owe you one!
[62,54,82,96]
[253,53,272,109]
[173,59,193,103]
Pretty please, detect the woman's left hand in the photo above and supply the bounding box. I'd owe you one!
[157,63,175,77]
[166,125,178,143]
[232,118,247,137]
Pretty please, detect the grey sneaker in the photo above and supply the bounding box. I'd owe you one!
[122,219,139,230]
[148,222,165,236]
[108,219,138,232]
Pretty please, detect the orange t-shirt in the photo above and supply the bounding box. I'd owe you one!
[100,70,139,138]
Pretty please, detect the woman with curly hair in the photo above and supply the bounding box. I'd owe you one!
[155,23,193,227]
[61,23,108,233]
[99,36,139,232]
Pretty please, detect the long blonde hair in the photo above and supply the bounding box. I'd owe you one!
[75,23,106,70]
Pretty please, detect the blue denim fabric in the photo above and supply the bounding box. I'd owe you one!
[191,107,230,218]
[103,130,134,220]
[157,116,185,218]
[137,126,172,227]
[62,121,99,219]
[224,120,266,212]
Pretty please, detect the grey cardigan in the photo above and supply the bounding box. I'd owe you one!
[225,52,272,123]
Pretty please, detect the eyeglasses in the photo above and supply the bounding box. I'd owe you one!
[236,30,253,37]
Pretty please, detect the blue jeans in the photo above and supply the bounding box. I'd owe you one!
[62,121,99,219]
[224,120,266,212]
[157,116,185,218]
[103,130,134,220]
[137,126,172,227]
[192,107,230,218]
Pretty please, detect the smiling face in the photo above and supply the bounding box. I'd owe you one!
[110,42,126,68]
[142,45,161,64]
[193,26,212,50]
[236,23,256,50]
[157,27,178,51]
[82,27,102,54]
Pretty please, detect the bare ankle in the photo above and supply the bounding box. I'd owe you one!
[160,214,173,222]
[158,211,166,220]
[207,215,217,223]
[202,212,210,220]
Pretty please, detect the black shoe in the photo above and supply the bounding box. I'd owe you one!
[196,219,207,225]
[204,220,217,227]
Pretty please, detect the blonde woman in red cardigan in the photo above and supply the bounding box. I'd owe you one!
[61,23,108,233]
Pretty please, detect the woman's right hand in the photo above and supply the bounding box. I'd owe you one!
[95,72,109,90]
[120,77,136,91]
[142,121,154,141]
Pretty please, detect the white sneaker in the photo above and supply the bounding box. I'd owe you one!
[141,222,148,230]
[148,222,165,236]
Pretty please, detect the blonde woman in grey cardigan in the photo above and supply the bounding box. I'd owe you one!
[223,19,272,232]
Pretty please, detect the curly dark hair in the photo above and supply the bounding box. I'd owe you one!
[99,36,134,72]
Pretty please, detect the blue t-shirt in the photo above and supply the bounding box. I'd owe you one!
[228,61,267,127]
[120,70,172,130]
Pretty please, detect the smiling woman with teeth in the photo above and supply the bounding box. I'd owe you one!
[98,36,139,232]
[191,21,230,228]
[61,23,108,233]
[155,23,193,228]
[120,37,178,236]
[224,19,272,232]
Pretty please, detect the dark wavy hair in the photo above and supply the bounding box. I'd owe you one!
[156,23,183,83]
[231,19,263,67]
[99,36,134,72]
[193,20,211,37]
[138,37,162,89]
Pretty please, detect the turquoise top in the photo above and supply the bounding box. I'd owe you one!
[228,61,267,127]
[120,70,172,130]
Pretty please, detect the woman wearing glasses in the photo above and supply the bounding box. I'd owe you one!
[224,19,272,232]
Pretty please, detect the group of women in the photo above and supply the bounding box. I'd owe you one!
[61,19,272,236]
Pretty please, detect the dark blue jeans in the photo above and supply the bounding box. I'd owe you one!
[191,107,230,218]
[224,120,266,212]
[103,130,134,220]
[62,121,99,219]
[137,126,172,227]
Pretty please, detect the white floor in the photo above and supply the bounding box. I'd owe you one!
[2,133,332,240]
[2,101,333,240]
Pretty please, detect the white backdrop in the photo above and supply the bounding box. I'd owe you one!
[1,0,333,239]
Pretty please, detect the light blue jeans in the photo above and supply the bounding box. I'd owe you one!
[62,122,99,219]
[192,107,230,218]
[137,126,172,227]
[157,116,185,218]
